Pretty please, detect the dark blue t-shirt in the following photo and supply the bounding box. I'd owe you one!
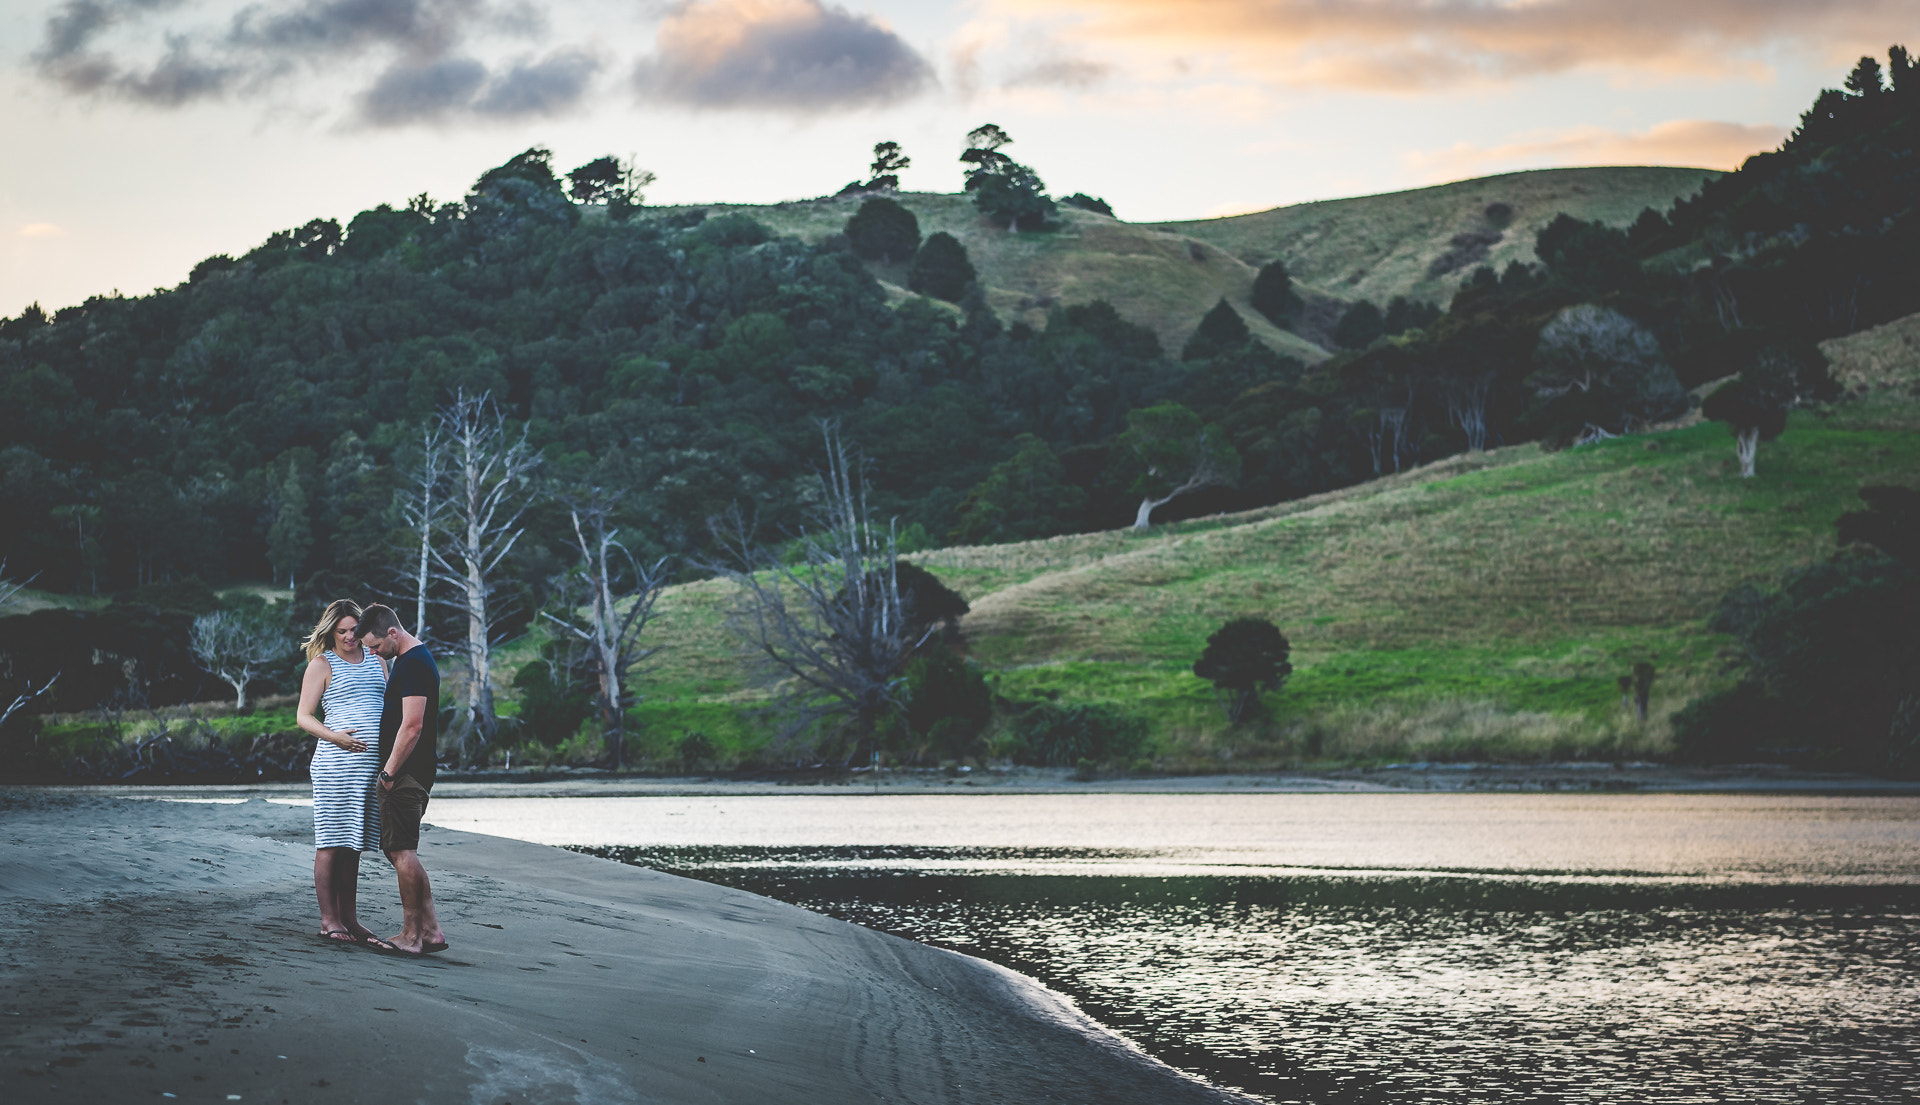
[379,645,439,789]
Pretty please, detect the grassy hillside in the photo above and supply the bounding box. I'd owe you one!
[647,166,1714,367]
[647,192,1328,363]
[1822,311,1920,393]
[1155,166,1717,314]
[609,351,1919,771]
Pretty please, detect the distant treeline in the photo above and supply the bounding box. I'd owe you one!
[2,50,1916,723]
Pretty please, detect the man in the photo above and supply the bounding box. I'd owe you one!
[357,604,448,956]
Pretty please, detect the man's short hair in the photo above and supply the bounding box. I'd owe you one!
[358,604,405,639]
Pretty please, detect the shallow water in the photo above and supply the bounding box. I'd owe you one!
[430,794,1920,1103]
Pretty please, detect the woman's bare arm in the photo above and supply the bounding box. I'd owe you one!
[296,657,366,752]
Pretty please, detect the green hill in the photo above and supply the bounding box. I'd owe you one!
[650,166,1715,364]
[619,329,1920,770]
[1155,166,1718,316]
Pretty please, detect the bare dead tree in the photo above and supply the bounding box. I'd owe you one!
[0,562,60,728]
[0,672,58,731]
[710,427,935,763]
[1365,403,1411,475]
[188,610,288,710]
[428,390,542,763]
[1446,373,1493,452]
[541,491,669,770]
[394,420,449,643]
[0,561,29,612]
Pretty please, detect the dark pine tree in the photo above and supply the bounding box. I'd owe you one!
[1250,260,1302,326]
[1182,298,1252,360]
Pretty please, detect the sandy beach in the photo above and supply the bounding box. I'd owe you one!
[0,789,1255,1104]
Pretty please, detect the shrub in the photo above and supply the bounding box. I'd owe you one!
[908,232,975,302]
[1061,193,1113,217]
[676,730,718,771]
[1674,548,1920,769]
[1670,681,1773,764]
[513,653,591,746]
[998,701,1148,767]
[900,647,992,761]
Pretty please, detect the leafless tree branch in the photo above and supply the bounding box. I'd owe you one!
[542,488,669,769]
[429,389,543,763]
[709,426,933,764]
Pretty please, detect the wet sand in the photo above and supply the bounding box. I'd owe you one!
[0,790,1253,1104]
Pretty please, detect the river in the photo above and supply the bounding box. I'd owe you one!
[428,792,1920,1103]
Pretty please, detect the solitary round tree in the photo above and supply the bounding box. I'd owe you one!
[845,196,920,264]
[1194,618,1292,722]
[1702,379,1787,478]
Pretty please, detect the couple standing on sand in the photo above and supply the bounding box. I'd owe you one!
[294,600,448,956]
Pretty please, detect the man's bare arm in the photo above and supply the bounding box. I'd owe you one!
[383,696,429,784]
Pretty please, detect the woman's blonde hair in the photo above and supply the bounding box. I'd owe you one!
[302,599,364,661]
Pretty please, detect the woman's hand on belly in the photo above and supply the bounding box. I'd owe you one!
[327,728,368,753]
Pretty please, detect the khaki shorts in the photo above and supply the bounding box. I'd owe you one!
[379,774,430,854]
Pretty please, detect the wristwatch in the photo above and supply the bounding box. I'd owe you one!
[379,770,393,783]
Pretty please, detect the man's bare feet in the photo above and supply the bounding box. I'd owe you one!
[384,929,446,955]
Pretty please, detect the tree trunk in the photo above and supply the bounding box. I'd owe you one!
[1134,493,1175,531]
[229,678,248,711]
[464,553,495,761]
[415,487,433,638]
[591,537,621,769]
[1736,427,1759,478]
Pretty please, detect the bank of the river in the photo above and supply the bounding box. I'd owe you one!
[25,761,1915,800]
[0,790,1253,1105]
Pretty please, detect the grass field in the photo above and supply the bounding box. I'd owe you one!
[610,366,1920,770]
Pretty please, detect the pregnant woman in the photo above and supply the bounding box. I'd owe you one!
[296,598,390,947]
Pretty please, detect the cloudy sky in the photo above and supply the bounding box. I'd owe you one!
[1,0,1907,314]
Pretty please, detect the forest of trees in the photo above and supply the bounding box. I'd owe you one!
[2,54,1916,737]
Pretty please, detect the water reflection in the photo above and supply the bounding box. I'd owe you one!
[583,844,1920,1104]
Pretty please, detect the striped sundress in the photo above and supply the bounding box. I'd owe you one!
[311,650,386,851]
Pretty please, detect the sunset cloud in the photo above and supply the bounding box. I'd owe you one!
[632,0,934,110]
[1407,120,1789,180]
[996,0,1908,90]
[19,224,68,239]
